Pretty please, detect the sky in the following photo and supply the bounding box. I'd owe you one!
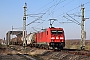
[0,0,90,40]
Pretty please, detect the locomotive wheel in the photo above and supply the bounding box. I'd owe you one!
[35,44,39,48]
[46,47,49,50]
[30,44,33,48]
[44,46,49,50]
[60,47,63,50]
[58,46,63,50]
[53,47,55,51]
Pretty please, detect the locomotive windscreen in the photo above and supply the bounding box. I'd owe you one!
[51,30,63,34]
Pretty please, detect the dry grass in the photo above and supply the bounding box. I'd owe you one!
[65,40,90,50]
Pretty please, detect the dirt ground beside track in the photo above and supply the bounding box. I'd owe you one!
[0,40,90,60]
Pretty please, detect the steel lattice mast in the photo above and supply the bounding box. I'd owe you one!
[23,3,27,48]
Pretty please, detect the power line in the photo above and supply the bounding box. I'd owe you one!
[55,0,90,18]
[27,1,59,27]
[67,13,81,17]
[39,0,66,14]
[32,19,46,29]
[26,0,55,14]
[26,13,46,26]
[85,10,90,13]
[42,0,73,23]
[55,0,75,12]
[59,22,73,24]
[63,15,80,25]
[47,0,74,15]
[26,0,90,31]
[38,0,67,22]
[56,5,81,18]
[51,0,66,17]
[84,1,90,5]
[34,0,55,13]
[33,0,65,28]
[27,0,67,26]
[49,0,75,18]
[66,13,80,25]
[26,0,58,27]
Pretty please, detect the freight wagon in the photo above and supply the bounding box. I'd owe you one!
[10,36,23,45]
[26,33,36,46]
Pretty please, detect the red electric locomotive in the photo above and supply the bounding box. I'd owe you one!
[36,27,65,50]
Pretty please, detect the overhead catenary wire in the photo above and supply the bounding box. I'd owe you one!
[38,0,66,15]
[26,1,57,26]
[56,5,81,18]
[85,10,90,13]
[27,0,90,32]
[55,0,90,18]
[26,13,46,26]
[47,0,75,18]
[53,0,75,13]
[40,0,67,21]
[26,0,55,27]
[49,0,67,16]
[69,10,90,17]
[28,0,76,29]
[59,22,73,24]
[26,0,64,27]
[66,13,80,24]
[26,0,55,14]
[57,1,90,24]
[63,15,80,25]
[26,0,59,27]
[34,0,55,13]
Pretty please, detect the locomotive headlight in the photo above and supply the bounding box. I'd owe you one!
[56,37,59,39]
[51,37,55,39]
[60,37,64,39]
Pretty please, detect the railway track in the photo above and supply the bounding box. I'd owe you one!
[60,49,90,57]
[2,45,90,60]
[0,45,38,60]
[0,54,36,60]
[37,48,90,60]
[10,45,90,56]
[41,50,90,60]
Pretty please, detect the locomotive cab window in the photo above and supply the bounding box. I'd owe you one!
[57,30,63,34]
[51,30,63,34]
[51,30,57,34]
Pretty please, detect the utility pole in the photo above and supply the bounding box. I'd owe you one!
[80,4,85,50]
[63,4,89,50]
[23,3,27,48]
